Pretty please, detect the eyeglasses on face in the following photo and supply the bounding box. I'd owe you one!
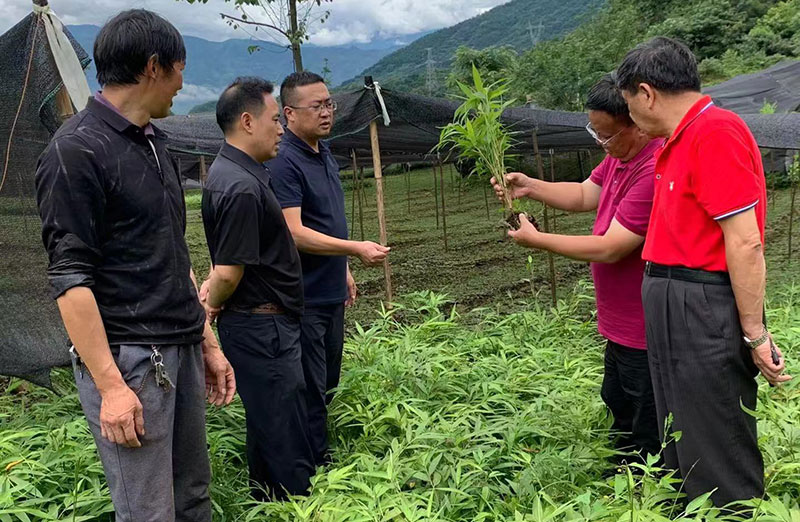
[288,101,337,113]
[585,122,624,147]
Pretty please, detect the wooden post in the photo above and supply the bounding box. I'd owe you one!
[369,120,393,304]
[483,182,491,220]
[406,164,411,214]
[433,163,440,228]
[439,162,448,251]
[55,86,74,123]
[533,131,557,307]
[577,149,586,180]
[350,150,358,238]
[357,166,365,240]
[549,149,557,233]
[199,155,208,186]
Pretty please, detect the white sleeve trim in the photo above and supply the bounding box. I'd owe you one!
[714,200,758,221]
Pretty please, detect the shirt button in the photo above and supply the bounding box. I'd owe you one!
[656,174,662,180]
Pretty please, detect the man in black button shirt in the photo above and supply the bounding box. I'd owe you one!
[201,77,314,500]
[268,72,390,467]
[34,10,235,522]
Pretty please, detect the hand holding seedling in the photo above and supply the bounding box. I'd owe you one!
[507,213,542,247]
[751,334,792,386]
[491,172,534,202]
[356,241,390,266]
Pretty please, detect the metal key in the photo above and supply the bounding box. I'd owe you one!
[151,346,175,390]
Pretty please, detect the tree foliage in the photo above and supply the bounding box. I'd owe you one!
[446,46,520,98]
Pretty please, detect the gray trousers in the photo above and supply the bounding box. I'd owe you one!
[72,344,211,522]
[642,275,764,507]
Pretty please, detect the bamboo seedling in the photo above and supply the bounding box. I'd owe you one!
[436,66,523,229]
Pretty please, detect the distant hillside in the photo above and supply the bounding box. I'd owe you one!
[339,0,605,93]
[68,25,417,114]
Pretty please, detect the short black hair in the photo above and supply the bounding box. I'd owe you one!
[94,9,186,87]
[280,71,326,107]
[586,74,633,125]
[216,76,275,135]
[616,37,701,94]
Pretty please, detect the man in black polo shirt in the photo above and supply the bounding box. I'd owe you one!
[201,77,314,500]
[267,71,390,467]
[34,10,235,521]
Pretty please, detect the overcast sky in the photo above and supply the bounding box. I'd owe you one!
[1,0,511,46]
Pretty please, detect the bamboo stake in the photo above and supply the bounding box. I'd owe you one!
[532,131,557,307]
[439,162,448,251]
[549,149,557,233]
[369,120,393,304]
[55,86,74,123]
[433,162,440,228]
[350,150,358,238]
[483,182,491,220]
[199,155,208,186]
[789,183,797,259]
[406,163,411,214]
[358,166,365,241]
[577,149,587,180]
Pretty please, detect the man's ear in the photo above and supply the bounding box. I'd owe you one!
[145,54,160,80]
[639,83,656,109]
[240,112,253,134]
[283,105,293,124]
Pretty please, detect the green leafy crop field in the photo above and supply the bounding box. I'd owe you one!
[3,166,799,520]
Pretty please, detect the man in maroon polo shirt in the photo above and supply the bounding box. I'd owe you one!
[616,36,791,507]
[491,75,661,462]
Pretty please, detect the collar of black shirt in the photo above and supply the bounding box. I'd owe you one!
[86,97,167,140]
[219,142,272,182]
[283,128,330,156]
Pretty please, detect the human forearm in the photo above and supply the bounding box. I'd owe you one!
[292,225,359,256]
[206,266,243,309]
[726,237,766,338]
[528,179,588,211]
[56,287,124,393]
[529,233,620,263]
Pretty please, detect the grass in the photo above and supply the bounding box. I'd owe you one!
[3,165,800,521]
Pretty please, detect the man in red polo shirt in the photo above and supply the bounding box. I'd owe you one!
[492,75,662,463]
[616,36,791,507]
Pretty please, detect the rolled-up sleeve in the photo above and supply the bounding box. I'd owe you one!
[35,135,105,299]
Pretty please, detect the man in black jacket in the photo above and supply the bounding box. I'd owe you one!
[35,10,235,521]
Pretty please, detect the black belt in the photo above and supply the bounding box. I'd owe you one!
[225,303,285,314]
[645,262,731,285]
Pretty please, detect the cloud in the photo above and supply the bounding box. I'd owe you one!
[0,0,511,46]
[175,83,221,104]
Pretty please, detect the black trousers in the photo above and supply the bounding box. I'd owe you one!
[600,340,661,461]
[300,303,345,466]
[642,275,763,507]
[218,311,314,500]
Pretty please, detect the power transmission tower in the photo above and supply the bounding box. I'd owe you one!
[527,21,544,47]
[425,48,438,96]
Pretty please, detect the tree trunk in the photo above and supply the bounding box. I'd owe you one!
[289,0,303,71]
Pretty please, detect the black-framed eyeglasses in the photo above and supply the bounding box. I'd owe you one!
[288,101,337,113]
[585,122,624,147]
